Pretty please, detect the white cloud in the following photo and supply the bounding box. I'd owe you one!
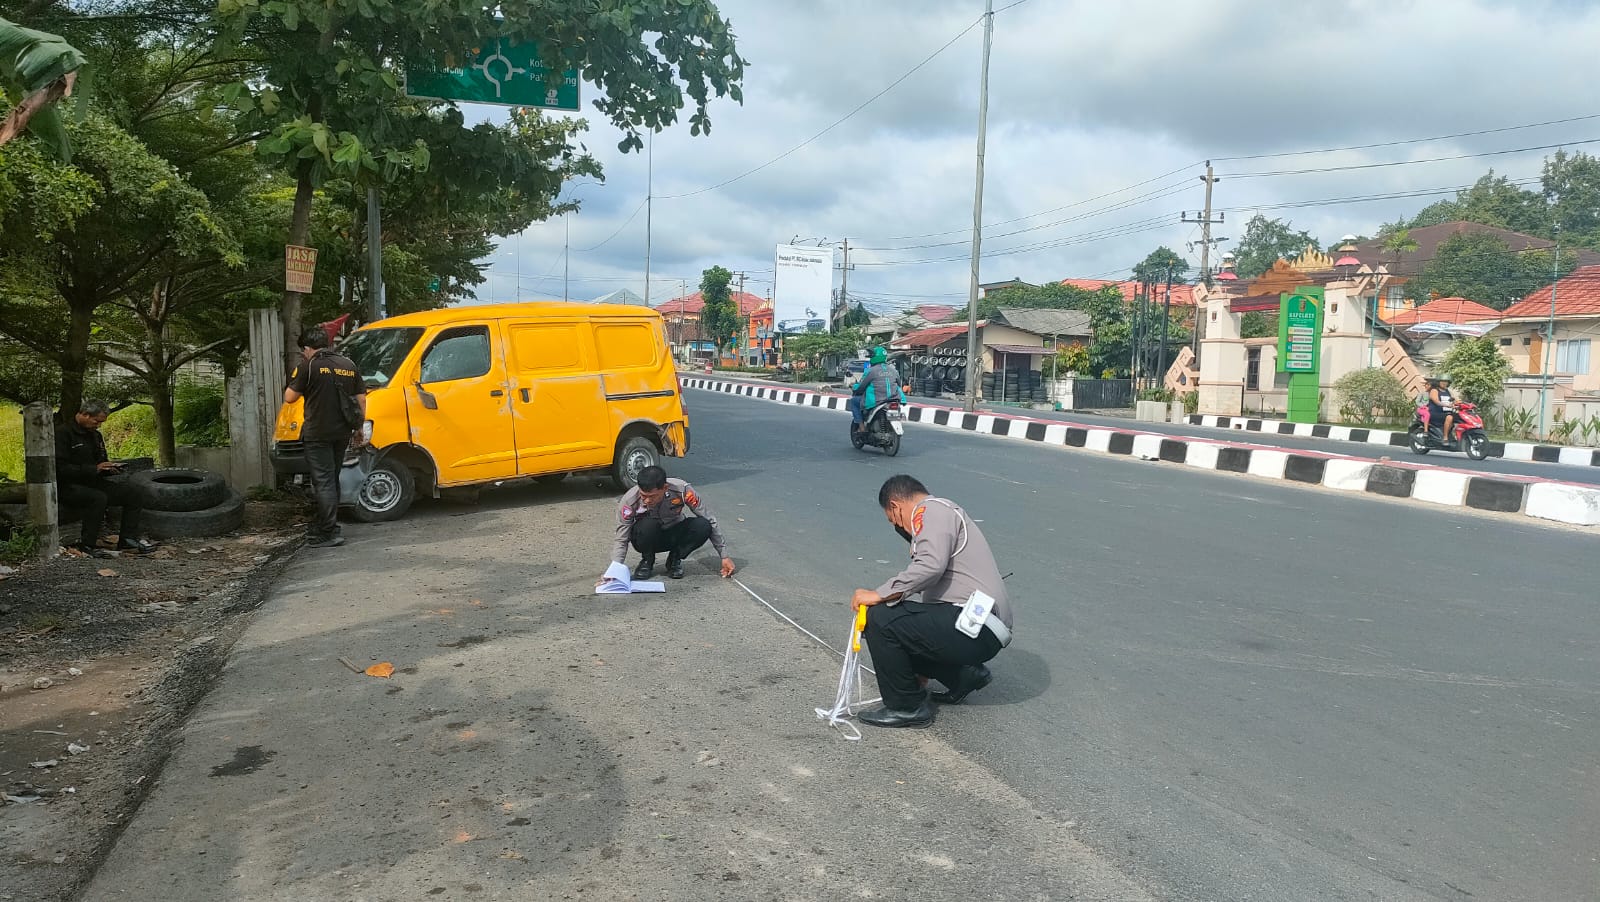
[473,0,1600,307]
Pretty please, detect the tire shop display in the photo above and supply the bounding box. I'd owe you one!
[131,468,245,538]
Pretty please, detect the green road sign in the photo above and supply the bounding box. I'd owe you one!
[427,277,441,293]
[1277,287,1323,374]
[405,40,579,110]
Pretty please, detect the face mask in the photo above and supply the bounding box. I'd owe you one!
[895,524,914,544]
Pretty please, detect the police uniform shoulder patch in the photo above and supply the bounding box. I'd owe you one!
[684,487,700,507]
[620,503,634,521]
[912,505,925,536]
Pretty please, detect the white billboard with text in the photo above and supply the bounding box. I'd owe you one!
[772,244,834,333]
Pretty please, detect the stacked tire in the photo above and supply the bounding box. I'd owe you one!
[127,468,245,539]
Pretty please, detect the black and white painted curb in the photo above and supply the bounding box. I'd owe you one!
[1185,414,1600,468]
[680,377,1600,529]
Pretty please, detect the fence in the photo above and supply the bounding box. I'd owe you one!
[1071,378,1133,410]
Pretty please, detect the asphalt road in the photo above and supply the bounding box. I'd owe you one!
[750,378,1600,484]
[678,387,1600,902]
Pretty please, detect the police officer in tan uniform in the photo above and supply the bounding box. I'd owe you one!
[851,474,1013,728]
[613,465,735,580]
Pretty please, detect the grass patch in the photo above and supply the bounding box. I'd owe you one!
[2,524,40,563]
[0,415,19,482]
[24,612,68,632]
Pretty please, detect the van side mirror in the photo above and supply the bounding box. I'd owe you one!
[415,381,438,410]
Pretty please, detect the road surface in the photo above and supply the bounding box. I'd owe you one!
[676,386,1600,901]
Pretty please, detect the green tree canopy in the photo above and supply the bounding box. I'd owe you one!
[1401,232,1576,310]
[1132,246,1189,285]
[699,265,738,353]
[1233,214,1317,279]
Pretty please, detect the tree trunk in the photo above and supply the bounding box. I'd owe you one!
[150,379,176,467]
[58,294,95,423]
[281,165,316,373]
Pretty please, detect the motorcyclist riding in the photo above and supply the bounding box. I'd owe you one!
[849,346,907,434]
[1426,376,1456,441]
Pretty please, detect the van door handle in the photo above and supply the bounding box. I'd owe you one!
[519,388,530,403]
[490,389,504,397]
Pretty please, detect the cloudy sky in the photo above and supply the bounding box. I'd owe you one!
[472,0,1600,311]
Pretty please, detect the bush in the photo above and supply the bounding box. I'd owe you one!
[174,378,230,447]
[1440,336,1513,412]
[1138,387,1174,403]
[1054,345,1089,376]
[1181,391,1199,415]
[101,405,158,459]
[1333,368,1409,425]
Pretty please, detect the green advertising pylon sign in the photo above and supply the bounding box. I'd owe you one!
[1277,286,1324,424]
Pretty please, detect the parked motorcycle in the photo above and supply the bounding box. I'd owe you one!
[850,400,904,457]
[1409,401,1488,460]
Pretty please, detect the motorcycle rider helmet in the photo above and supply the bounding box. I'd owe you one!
[870,346,888,364]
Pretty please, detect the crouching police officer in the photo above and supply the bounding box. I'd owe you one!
[613,465,735,580]
[851,474,1013,728]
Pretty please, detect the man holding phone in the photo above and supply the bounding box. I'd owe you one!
[55,400,153,555]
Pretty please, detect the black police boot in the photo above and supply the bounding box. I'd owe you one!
[633,557,656,580]
[665,554,686,579]
[930,664,992,705]
[858,699,936,728]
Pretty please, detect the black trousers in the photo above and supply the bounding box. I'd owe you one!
[864,600,1004,710]
[630,516,713,563]
[58,477,142,547]
[303,437,348,539]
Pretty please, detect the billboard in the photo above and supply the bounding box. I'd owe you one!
[773,244,835,333]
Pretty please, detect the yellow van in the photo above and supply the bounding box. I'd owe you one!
[271,303,690,521]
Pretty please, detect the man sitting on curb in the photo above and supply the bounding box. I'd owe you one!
[850,474,1013,728]
[55,400,156,556]
[611,466,735,581]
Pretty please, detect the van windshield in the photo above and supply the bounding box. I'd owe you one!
[340,327,424,388]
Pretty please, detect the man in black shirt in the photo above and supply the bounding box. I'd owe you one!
[285,329,367,548]
[55,400,153,555]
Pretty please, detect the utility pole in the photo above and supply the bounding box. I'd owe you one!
[1158,263,1174,388]
[563,213,570,303]
[838,238,852,328]
[963,0,995,413]
[1539,223,1561,440]
[644,132,653,307]
[1183,162,1223,367]
[366,186,383,321]
[735,271,746,363]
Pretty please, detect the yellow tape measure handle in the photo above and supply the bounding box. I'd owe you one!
[852,604,868,652]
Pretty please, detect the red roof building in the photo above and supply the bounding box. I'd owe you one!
[1500,266,1600,320]
[914,304,959,323]
[654,290,769,317]
[1060,278,1197,306]
[1386,297,1502,326]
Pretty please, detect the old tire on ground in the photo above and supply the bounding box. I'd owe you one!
[347,459,416,523]
[141,489,245,539]
[129,468,228,512]
[612,436,660,490]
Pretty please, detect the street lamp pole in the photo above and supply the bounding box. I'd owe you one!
[963,0,994,413]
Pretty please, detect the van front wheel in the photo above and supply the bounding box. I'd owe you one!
[613,436,660,490]
[349,459,417,522]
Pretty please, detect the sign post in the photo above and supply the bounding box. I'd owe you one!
[1277,286,1324,424]
[405,40,580,109]
[285,245,318,295]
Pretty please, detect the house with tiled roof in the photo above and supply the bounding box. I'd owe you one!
[1494,265,1600,393]
[654,290,769,353]
[1060,278,1198,307]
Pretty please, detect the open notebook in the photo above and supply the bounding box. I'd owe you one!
[595,561,666,594]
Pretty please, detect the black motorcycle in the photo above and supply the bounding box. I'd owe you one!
[850,400,903,457]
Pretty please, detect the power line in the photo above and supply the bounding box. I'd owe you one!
[1213,113,1600,163]
[656,15,985,200]
[575,198,648,252]
[1222,137,1600,179]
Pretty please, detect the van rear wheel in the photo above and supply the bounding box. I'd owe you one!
[613,436,660,490]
